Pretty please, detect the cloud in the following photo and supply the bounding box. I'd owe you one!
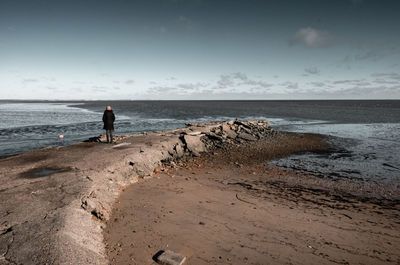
[304,67,320,75]
[148,86,176,93]
[177,82,208,91]
[146,72,273,96]
[291,27,334,48]
[216,72,272,90]
[46,86,59,91]
[125,79,135,84]
[22,78,38,83]
[354,51,381,61]
[217,74,235,89]
[92,86,108,93]
[148,82,209,95]
[332,79,363,85]
[338,84,400,96]
[371,72,400,81]
[310,82,325,87]
[285,82,299,90]
[373,79,399,85]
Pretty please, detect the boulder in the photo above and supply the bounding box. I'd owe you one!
[183,135,206,156]
[238,132,258,141]
[221,124,238,139]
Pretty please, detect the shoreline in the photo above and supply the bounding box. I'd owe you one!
[0,120,271,264]
[0,120,398,264]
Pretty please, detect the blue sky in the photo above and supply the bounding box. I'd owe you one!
[1,0,400,99]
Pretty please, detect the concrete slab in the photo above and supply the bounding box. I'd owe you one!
[154,250,186,265]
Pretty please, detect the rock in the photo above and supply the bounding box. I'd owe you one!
[153,250,186,265]
[81,197,107,220]
[205,132,224,141]
[238,132,258,141]
[221,124,238,139]
[174,143,185,158]
[182,135,206,156]
[188,131,202,136]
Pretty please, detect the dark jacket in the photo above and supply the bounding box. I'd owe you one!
[102,110,115,130]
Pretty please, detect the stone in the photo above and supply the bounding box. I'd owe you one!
[174,143,185,158]
[221,124,238,139]
[153,250,186,265]
[81,197,106,220]
[238,132,258,141]
[205,132,224,141]
[183,135,206,156]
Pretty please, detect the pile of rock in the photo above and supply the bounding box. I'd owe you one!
[84,120,272,151]
[206,119,272,145]
[178,120,273,157]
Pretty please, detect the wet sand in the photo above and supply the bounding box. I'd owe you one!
[104,133,400,265]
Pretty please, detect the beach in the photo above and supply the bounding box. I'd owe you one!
[0,120,399,264]
[105,133,400,265]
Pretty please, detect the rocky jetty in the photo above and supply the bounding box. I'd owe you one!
[0,120,272,265]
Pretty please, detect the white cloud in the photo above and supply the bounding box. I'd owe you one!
[22,78,39,83]
[177,82,208,91]
[284,82,299,90]
[371,72,400,81]
[216,72,272,90]
[291,27,334,48]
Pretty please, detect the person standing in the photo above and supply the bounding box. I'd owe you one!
[102,106,115,143]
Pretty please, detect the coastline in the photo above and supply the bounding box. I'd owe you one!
[0,120,270,264]
[0,120,399,264]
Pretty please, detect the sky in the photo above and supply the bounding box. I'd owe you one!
[1,0,400,100]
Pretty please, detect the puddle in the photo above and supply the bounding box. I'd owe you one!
[19,167,72,179]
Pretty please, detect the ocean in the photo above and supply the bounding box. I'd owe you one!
[1,100,399,186]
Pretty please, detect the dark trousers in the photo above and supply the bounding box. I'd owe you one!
[106,130,113,143]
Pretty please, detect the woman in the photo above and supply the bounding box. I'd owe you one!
[102,106,115,143]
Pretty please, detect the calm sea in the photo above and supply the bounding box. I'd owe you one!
[1,100,399,185]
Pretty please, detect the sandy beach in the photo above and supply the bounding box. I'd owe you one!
[0,120,399,265]
[104,133,400,265]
